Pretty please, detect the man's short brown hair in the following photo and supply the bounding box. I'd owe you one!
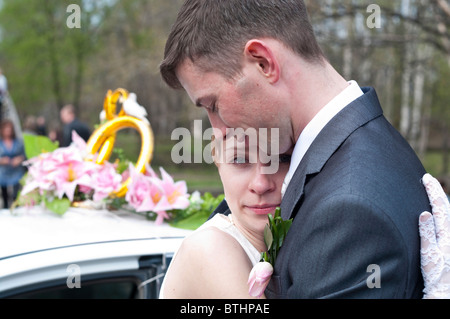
[160,0,324,89]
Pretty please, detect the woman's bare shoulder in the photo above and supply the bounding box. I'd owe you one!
[183,225,243,256]
[163,226,254,298]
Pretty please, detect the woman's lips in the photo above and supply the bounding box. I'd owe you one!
[246,204,280,215]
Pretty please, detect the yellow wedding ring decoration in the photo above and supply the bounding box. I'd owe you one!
[86,89,154,197]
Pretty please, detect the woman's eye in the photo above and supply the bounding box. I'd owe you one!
[233,157,247,164]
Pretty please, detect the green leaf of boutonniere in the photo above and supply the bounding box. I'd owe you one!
[261,207,292,266]
[264,223,273,250]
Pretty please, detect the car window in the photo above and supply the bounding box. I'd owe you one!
[10,277,141,299]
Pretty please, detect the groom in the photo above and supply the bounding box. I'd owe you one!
[160,0,431,298]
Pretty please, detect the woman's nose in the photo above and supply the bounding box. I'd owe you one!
[249,164,277,195]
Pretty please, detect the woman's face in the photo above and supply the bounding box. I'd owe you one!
[1,123,14,139]
[216,136,291,241]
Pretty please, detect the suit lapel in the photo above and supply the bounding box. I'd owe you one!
[281,87,384,220]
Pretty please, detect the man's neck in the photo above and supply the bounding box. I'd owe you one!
[287,60,349,143]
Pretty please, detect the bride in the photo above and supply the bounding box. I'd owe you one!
[160,136,450,299]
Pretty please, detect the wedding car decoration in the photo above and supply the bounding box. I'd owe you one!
[14,89,223,229]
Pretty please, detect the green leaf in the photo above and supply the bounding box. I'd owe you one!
[168,193,225,230]
[169,211,209,230]
[274,207,281,219]
[261,208,293,266]
[23,133,59,159]
[44,197,71,216]
[264,223,273,250]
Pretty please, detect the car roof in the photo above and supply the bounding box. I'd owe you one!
[0,206,193,260]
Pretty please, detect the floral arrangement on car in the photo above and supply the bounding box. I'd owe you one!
[13,89,223,230]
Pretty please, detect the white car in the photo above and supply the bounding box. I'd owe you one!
[0,206,192,299]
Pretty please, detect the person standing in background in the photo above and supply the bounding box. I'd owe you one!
[36,116,48,136]
[0,119,25,208]
[60,104,91,147]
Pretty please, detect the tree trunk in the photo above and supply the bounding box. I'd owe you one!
[73,43,85,117]
[400,44,412,138]
[443,120,449,175]
[43,2,64,110]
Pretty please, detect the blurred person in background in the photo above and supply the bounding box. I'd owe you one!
[36,115,47,136]
[22,115,38,135]
[0,119,26,208]
[60,104,91,147]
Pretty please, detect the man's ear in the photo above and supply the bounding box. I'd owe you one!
[244,39,280,83]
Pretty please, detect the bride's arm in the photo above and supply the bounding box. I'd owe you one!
[162,227,261,299]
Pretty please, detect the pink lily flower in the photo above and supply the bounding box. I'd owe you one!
[51,151,95,201]
[71,130,87,152]
[125,164,162,212]
[125,165,190,225]
[152,167,190,211]
[90,161,123,201]
[149,167,190,224]
[248,261,273,298]
[22,140,97,202]
[22,147,80,196]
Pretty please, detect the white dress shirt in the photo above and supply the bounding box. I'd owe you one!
[281,80,364,197]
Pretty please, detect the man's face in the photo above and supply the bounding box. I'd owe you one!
[176,59,294,155]
[60,109,72,124]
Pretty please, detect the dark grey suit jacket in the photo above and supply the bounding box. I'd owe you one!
[212,87,430,298]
